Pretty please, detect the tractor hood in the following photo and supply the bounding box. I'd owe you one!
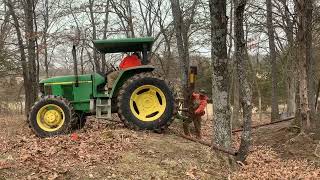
[40,74,105,85]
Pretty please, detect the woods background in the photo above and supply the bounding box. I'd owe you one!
[0,0,320,167]
[1,0,320,179]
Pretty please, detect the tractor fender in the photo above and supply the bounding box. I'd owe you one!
[109,65,155,97]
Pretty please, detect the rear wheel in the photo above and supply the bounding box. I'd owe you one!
[28,96,76,137]
[117,73,175,130]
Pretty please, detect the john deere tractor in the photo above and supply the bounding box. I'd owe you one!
[28,37,176,137]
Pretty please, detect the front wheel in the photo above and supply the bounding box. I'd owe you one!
[28,96,76,137]
[117,73,175,131]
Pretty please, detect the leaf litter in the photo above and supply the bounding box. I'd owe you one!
[0,116,138,179]
[1,114,320,179]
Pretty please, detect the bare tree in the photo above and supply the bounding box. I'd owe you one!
[232,67,241,128]
[0,5,19,77]
[110,0,135,38]
[305,0,316,124]
[280,0,296,116]
[230,0,242,129]
[169,0,199,134]
[234,0,253,162]
[209,0,232,150]
[42,0,50,77]
[6,0,38,115]
[294,0,313,131]
[138,0,157,37]
[266,0,280,121]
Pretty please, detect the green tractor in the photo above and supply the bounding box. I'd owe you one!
[28,37,176,137]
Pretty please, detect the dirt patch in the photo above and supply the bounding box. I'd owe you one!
[111,134,229,179]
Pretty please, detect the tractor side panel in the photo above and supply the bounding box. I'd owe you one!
[62,85,74,100]
[73,83,92,101]
[72,82,93,112]
[50,85,64,97]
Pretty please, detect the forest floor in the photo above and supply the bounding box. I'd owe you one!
[0,111,320,179]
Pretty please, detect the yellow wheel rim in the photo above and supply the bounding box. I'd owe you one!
[36,104,65,132]
[130,85,167,122]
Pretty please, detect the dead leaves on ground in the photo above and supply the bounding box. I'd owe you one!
[0,118,138,179]
[232,146,320,179]
[1,115,320,179]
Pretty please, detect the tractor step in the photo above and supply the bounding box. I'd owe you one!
[96,98,112,119]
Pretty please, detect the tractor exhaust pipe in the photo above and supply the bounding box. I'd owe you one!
[72,45,79,87]
[72,27,80,87]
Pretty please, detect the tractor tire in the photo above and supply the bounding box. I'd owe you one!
[28,95,77,138]
[117,72,176,131]
[72,112,87,130]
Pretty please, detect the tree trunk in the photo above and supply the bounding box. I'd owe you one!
[294,80,302,126]
[232,66,241,128]
[170,0,197,113]
[295,0,311,131]
[209,0,232,149]
[170,0,199,137]
[266,0,279,121]
[170,0,189,106]
[234,0,252,162]
[43,0,49,78]
[126,0,135,38]
[281,0,296,116]
[171,0,192,135]
[315,79,320,112]
[248,54,262,122]
[259,92,262,121]
[228,0,233,58]
[6,0,38,115]
[25,0,38,108]
[33,3,40,84]
[305,0,316,125]
[80,45,84,74]
[25,0,38,113]
[254,38,262,121]
[287,73,296,116]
